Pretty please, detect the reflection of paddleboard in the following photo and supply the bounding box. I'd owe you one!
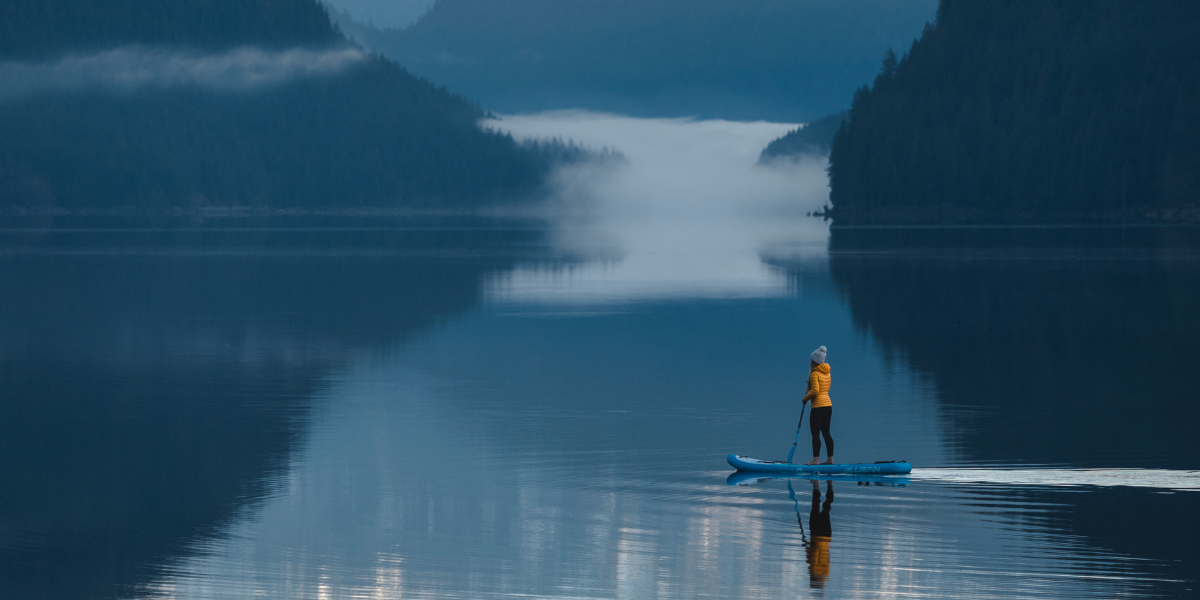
[727,454,912,475]
[727,470,910,487]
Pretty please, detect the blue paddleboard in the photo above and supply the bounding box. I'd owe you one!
[726,470,910,487]
[727,454,912,475]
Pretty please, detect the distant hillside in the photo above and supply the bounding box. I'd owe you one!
[758,111,847,163]
[0,0,561,210]
[341,0,938,122]
[827,0,1200,224]
[0,0,339,59]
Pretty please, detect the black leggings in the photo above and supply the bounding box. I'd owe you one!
[810,406,833,457]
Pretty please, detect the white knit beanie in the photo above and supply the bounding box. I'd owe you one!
[811,345,827,364]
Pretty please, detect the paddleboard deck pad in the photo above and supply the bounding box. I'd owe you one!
[728,454,911,474]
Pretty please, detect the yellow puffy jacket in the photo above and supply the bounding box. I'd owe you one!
[804,363,831,408]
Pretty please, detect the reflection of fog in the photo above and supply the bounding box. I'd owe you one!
[484,111,830,304]
[487,221,796,303]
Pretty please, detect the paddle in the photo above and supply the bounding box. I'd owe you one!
[786,401,808,464]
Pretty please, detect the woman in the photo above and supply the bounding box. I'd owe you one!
[802,345,833,465]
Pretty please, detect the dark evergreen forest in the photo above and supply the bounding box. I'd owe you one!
[758,111,847,163]
[340,0,937,121]
[827,0,1200,224]
[0,0,564,210]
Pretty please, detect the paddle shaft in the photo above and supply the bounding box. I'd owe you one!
[786,402,808,464]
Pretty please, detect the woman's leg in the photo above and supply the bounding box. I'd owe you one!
[819,408,834,463]
[809,407,831,460]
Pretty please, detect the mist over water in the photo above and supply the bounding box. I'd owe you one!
[486,111,831,304]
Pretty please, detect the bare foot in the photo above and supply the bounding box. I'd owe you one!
[803,458,819,466]
[821,458,835,465]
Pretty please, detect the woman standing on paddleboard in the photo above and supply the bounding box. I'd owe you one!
[802,346,833,466]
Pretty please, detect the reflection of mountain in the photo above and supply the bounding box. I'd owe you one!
[825,228,1200,468]
[1036,485,1198,591]
[0,223,534,599]
[818,228,1200,591]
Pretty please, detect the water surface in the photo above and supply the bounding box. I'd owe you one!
[1,114,1197,599]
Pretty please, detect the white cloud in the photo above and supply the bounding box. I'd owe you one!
[0,46,367,99]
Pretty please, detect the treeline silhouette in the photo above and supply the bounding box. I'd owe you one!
[758,111,847,163]
[337,0,937,121]
[0,0,568,209]
[828,0,1200,223]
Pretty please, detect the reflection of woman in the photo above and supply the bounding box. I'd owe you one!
[802,345,834,466]
[805,479,834,589]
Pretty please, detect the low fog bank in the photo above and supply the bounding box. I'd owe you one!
[484,111,831,304]
[0,46,366,98]
[490,111,829,219]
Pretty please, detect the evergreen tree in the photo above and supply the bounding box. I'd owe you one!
[827,0,1200,224]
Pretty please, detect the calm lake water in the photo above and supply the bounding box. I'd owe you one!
[2,115,1199,599]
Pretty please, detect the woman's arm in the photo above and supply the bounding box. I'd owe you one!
[802,370,818,403]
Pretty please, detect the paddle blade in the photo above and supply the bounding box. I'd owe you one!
[786,422,803,464]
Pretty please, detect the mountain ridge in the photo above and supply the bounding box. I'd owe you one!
[342,0,938,122]
[0,0,560,210]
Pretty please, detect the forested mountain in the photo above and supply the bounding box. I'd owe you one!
[0,0,338,58]
[827,0,1200,224]
[758,111,847,163]
[0,0,560,210]
[336,0,937,121]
